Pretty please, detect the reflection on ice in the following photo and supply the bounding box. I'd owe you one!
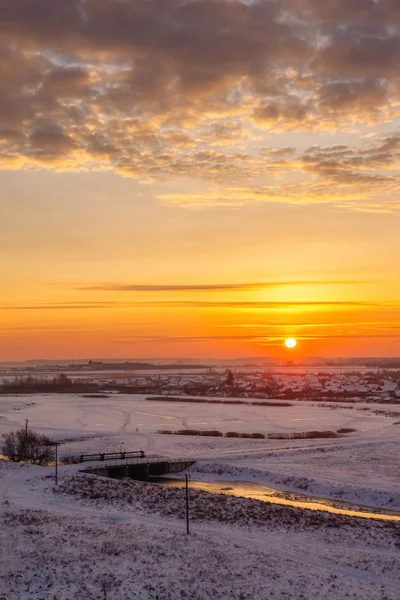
[154,478,400,522]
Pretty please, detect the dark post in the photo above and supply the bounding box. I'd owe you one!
[55,442,58,485]
[185,475,190,534]
[25,419,28,438]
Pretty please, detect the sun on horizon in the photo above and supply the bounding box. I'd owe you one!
[284,338,297,349]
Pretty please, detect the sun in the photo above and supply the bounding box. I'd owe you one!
[284,338,297,349]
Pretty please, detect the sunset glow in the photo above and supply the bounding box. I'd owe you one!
[1,0,400,361]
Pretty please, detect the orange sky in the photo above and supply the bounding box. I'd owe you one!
[1,0,399,361]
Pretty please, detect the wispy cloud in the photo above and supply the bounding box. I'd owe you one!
[0,303,117,310]
[0,300,388,311]
[116,331,400,344]
[78,280,369,292]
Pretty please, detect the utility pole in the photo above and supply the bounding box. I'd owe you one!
[185,475,190,534]
[25,419,28,437]
[55,442,58,485]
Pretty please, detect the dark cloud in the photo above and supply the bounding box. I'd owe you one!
[317,79,388,113]
[316,34,400,79]
[253,101,310,125]
[29,119,75,158]
[42,66,93,97]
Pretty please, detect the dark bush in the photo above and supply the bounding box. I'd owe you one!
[228,432,266,439]
[336,428,357,434]
[2,428,55,465]
[158,429,265,439]
[306,430,339,439]
[173,429,202,436]
[267,430,340,440]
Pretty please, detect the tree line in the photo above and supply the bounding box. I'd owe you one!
[0,374,82,394]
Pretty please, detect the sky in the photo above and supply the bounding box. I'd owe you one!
[1,0,400,361]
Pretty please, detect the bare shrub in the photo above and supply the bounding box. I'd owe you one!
[251,401,293,407]
[199,430,223,437]
[267,430,339,440]
[95,573,119,600]
[2,428,55,465]
[226,432,265,439]
[100,540,121,556]
[2,430,19,461]
[336,428,357,434]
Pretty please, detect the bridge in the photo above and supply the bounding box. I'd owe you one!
[83,457,196,480]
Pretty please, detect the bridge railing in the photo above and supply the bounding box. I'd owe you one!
[79,450,145,463]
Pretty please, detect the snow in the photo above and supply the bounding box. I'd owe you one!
[1,392,400,598]
[1,393,397,440]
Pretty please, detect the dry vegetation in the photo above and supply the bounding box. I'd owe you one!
[148,396,292,407]
[55,475,400,546]
[157,429,357,439]
[6,507,399,600]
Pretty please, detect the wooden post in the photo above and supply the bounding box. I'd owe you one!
[55,442,58,485]
[185,475,190,534]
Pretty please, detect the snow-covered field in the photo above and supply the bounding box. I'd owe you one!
[2,393,397,438]
[1,393,400,599]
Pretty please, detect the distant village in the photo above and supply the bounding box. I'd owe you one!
[1,366,400,403]
[107,370,400,403]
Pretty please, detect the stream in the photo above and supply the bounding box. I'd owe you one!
[150,477,400,522]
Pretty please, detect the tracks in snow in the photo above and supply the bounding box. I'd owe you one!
[4,468,400,594]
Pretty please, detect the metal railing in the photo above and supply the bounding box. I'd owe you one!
[79,450,145,463]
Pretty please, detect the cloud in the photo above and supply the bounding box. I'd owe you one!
[78,280,367,292]
[116,330,400,344]
[0,300,386,311]
[316,79,389,117]
[156,132,400,209]
[0,0,399,211]
[0,302,118,310]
